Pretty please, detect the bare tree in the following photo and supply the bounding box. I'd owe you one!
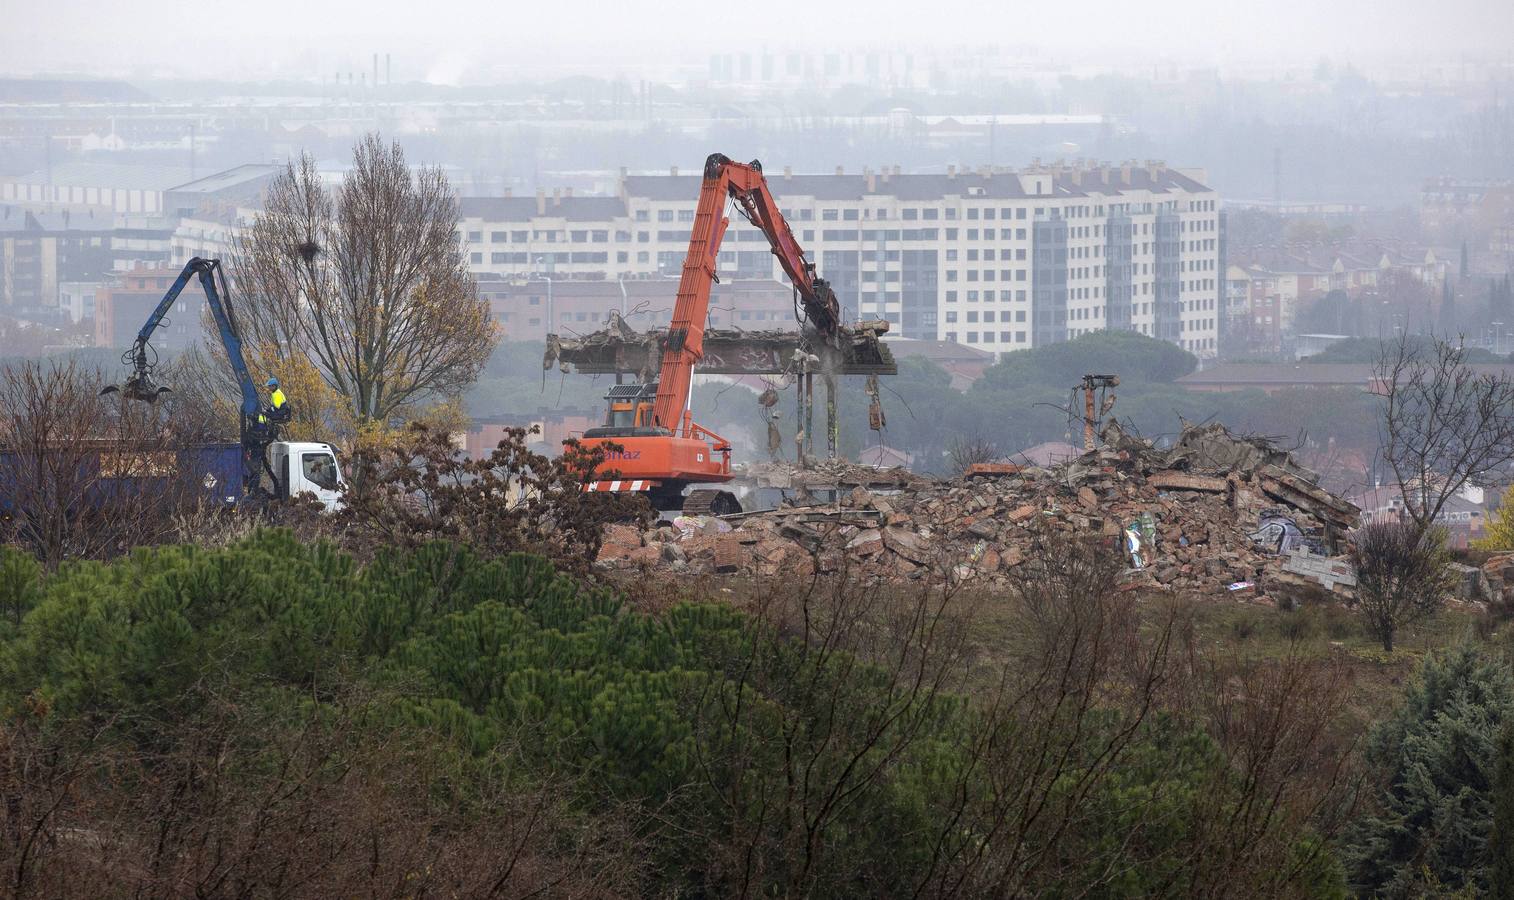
[691,551,977,898]
[946,435,999,477]
[1349,520,1456,652]
[232,134,496,427]
[1377,332,1514,535]
[688,535,1358,898]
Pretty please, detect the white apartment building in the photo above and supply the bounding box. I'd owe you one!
[457,160,1222,358]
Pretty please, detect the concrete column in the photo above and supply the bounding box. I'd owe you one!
[825,373,838,459]
[804,373,815,461]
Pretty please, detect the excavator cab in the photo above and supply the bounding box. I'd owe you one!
[587,383,666,438]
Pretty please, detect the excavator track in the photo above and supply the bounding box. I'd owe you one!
[682,489,741,517]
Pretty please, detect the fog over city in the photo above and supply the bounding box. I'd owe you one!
[0,0,1508,496]
[8,1,1514,896]
[5,0,1514,76]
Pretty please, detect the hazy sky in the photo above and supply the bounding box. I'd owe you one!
[4,0,1511,81]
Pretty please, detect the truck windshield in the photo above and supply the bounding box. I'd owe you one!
[301,452,340,491]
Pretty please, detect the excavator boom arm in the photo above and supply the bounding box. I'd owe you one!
[650,153,841,431]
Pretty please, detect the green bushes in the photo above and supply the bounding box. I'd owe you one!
[1343,645,1514,896]
[0,532,1353,898]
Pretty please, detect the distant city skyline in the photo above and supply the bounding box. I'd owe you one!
[4,0,1512,82]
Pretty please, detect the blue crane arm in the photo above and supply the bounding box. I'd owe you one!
[193,261,260,420]
[127,257,260,420]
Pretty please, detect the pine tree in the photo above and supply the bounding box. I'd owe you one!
[1491,721,1514,899]
[1343,646,1514,896]
[0,545,42,635]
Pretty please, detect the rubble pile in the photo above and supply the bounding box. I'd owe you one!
[598,422,1364,600]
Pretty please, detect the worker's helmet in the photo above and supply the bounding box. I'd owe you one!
[265,377,280,389]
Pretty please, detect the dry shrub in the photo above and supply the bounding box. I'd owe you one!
[1,683,644,899]
[336,422,649,572]
[1350,520,1456,652]
[0,359,213,568]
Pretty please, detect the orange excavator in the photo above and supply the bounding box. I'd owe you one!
[578,153,842,516]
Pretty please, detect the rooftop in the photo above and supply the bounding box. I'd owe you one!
[621,164,1211,204]
[166,164,282,195]
[1178,363,1514,388]
[0,205,114,233]
[5,162,195,193]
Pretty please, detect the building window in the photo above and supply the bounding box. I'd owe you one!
[491,231,507,242]
[966,332,978,343]
[467,231,482,242]
[469,252,482,264]
[658,210,674,222]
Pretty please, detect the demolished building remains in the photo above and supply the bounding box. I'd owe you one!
[599,420,1377,601]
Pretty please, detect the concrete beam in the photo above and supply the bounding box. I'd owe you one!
[546,320,897,377]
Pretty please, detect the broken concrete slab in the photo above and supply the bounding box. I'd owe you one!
[1281,549,1357,595]
[1148,471,1228,493]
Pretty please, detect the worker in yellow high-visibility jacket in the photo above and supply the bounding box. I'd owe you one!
[258,376,290,425]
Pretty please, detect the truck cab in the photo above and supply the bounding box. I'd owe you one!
[266,441,344,511]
